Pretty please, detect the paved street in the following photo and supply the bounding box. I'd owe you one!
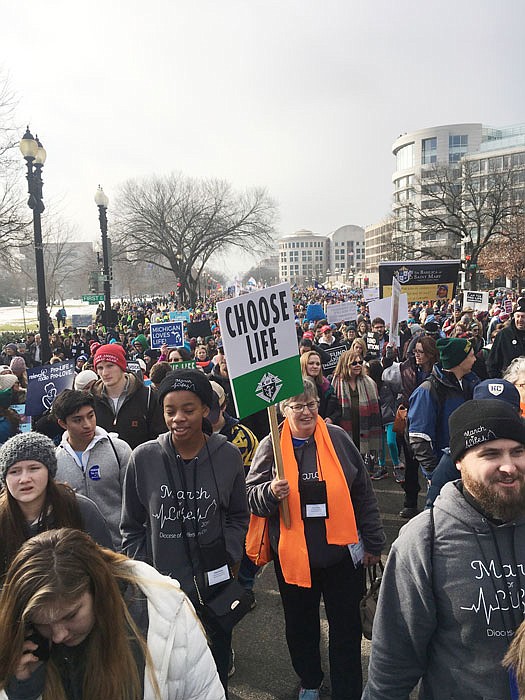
[229,475,425,699]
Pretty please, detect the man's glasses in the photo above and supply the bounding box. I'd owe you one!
[351,360,364,366]
[286,401,319,414]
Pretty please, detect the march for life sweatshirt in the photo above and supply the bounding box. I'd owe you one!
[121,431,249,605]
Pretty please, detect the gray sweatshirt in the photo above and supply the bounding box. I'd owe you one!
[56,427,132,550]
[120,431,249,605]
[363,480,525,700]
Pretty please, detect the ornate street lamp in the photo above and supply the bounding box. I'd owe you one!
[94,186,111,327]
[20,128,52,365]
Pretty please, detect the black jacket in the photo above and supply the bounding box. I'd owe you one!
[487,320,525,377]
[92,374,166,449]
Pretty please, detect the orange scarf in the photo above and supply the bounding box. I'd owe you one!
[278,417,358,588]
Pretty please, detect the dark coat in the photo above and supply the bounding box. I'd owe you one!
[91,374,166,449]
[487,320,525,377]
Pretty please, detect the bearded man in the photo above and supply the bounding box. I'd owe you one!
[363,399,525,700]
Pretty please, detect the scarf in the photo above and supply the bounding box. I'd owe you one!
[332,374,382,456]
[278,417,358,588]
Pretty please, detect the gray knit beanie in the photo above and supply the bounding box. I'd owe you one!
[0,432,58,486]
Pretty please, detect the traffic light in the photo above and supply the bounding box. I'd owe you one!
[177,282,183,297]
[465,255,471,269]
[364,276,369,287]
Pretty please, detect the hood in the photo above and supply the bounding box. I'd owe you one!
[124,559,185,621]
[157,429,229,461]
[433,480,525,533]
[59,426,115,464]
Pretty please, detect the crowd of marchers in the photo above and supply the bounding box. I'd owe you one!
[0,286,525,699]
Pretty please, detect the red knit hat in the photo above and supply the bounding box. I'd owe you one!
[93,344,127,372]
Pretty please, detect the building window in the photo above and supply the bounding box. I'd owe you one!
[396,143,415,171]
[449,134,468,163]
[421,137,437,165]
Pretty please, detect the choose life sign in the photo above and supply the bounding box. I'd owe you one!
[217,283,303,418]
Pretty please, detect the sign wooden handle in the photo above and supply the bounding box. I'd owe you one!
[267,404,291,529]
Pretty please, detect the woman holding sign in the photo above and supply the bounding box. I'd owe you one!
[246,378,385,700]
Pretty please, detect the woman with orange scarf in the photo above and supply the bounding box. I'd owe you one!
[246,378,385,700]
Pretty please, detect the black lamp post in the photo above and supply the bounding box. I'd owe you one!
[20,128,52,365]
[94,185,111,327]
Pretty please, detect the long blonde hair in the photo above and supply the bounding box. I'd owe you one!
[332,349,367,383]
[0,528,160,700]
[300,351,324,387]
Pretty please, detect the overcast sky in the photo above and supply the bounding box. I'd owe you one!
[3,0,525,276]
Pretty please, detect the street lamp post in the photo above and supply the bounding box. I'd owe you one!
[20,128,52,365]
[94,186,111,327]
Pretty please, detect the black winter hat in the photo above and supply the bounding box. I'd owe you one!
[449,399,525,463]
[158,369,214,409]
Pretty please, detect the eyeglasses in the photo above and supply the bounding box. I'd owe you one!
[351,360,364,366]
[286,401,319,414]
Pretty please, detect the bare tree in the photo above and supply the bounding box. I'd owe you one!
[0,72,31,263]
[394,161,525,288]
[15,213,89,308]
[478,214,525,290]
[112,174,277,304]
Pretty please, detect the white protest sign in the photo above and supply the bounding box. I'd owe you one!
[368,294,409,331]
[217,283,303,418]
[326,301,358,325]
[464,290,489,311]
[363,287,380,302]
[389,277,402,345]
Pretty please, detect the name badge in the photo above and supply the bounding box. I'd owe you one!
[306,503,328,518]
[206,564,231,586]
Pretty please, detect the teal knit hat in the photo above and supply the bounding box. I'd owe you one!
[133,334,149,351]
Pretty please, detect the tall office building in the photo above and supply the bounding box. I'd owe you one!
[390,123,525,259]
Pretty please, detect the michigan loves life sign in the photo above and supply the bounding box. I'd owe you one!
[217,283,303,418]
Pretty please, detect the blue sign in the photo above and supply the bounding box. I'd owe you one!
[150,321,184,350]
[25,361,76,416]
[306,303,326,322]
[169,310,190,322]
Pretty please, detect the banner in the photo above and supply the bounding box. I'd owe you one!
[71,314,93,328]
[363,287,380,303]
[217,283,303,418]
[379,260,461,303]
[368,294,409,329]
[170,360,197,370]
[326,301,358,325]
[321,344,348,375]
[186,320,212,339]
[150,321,183,350]
[389,276,401,346]
[365,332,381,360]
[464,290,489,311]
[305,303,326,322]
[169,310,191,322]
[25,361,75,416]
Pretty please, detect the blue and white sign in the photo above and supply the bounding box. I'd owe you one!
[25,361,76,416]
[150,321,184,350]
[169,310,191,322]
